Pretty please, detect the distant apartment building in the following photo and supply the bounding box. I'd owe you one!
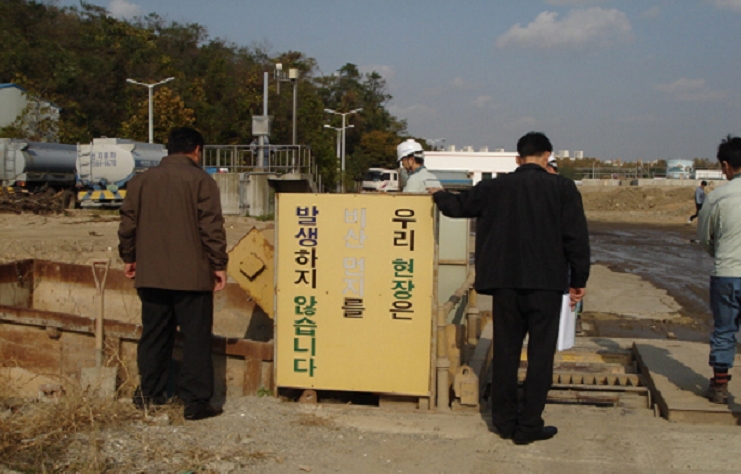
[0,84,60,141]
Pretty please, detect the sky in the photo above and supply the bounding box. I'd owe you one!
[56,0,741,161]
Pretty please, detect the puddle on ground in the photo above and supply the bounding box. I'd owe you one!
[584,313,710,343]
[589,221,711,317]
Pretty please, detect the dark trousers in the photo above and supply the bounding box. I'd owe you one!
[690,202,703,221]
[490,288,562,434]
[137,288,214,406]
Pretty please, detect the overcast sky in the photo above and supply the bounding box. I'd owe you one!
[58,0,741,161]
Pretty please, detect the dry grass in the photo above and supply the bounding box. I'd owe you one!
[0,345,282,473]
[295,413,336,430]
[0,387,140,471]
[0,371,275,472]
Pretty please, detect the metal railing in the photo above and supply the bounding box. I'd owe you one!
[204,144,316,176]
[574,167,667,180]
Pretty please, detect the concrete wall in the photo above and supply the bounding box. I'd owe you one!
[634,179,725,187]
[211,172,277,217]
[581,179,621,186]
[244,173,274,217]
[0,86,25,127]
[581,178,725,187]
[213,172,241,215]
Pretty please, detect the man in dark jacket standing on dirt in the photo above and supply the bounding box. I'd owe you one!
[118,127,228,421]
[430,132,590,444]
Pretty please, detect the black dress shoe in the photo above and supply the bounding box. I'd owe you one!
[490,425,515,440]
[184,404,223,421]
[513,426,558,445]
[133,387,168,410]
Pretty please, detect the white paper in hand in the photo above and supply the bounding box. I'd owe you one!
[557,294,575,351]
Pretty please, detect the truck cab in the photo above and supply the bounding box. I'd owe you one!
[362,168,399,192]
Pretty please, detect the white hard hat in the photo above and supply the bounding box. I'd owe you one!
[547,153,557,169]
[397,139,424,162]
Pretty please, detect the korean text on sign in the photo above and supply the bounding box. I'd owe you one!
[294,206,319,288]
[293,296,317,377]
[390,258,415,320]
[342,207,368,318]
[390,208,417,320]
[392,209,416,250]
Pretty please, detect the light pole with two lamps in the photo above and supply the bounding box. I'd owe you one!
[324,108,362,193]
[125,77,175,143]
[323,124,354,192]
[422,137,446,151]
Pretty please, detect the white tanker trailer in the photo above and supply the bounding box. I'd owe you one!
[75,138,166,207]
[0,138,166,208]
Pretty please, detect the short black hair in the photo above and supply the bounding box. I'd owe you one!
[701,180,708,186]
[517,132,553,158]
[717,135,741,170]
[167,127,205,155]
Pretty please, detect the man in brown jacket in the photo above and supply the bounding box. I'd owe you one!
[118,127,228,421]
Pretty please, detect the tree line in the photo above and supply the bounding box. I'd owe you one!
[0,0,412,189]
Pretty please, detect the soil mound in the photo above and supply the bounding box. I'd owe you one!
[581,186,695,213]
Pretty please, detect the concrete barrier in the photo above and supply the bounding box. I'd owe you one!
[213,172,241,215]
[634,179,716,187]
[582,178,726,188]
[581,179,621,186]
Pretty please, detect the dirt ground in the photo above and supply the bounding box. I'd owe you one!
[0,212,269,268]
[3,185,738,473]
[580,184,702,224]
[0,185,703,265]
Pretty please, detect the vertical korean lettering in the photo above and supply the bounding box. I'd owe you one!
[342,208,367,318]
[390,208,417,320]
[294,206,319,288]
[293,295,317,377]
[390,258,415,320]
[293,205,320,377]
[392,209,416,250]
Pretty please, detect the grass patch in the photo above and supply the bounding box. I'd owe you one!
[0,389,141,471]
[295,413,336,430]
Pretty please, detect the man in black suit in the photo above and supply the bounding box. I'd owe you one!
[430,132,590,444]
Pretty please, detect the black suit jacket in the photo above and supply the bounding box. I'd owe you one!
[433,163,590,293]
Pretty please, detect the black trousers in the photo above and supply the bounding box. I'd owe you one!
[137,288,214,406]
[490,288,562,434]
[690,202,703,221]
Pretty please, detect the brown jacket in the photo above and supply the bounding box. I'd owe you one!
[118,154,228,291]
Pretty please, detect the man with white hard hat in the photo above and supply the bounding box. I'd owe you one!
[397,139,442,193]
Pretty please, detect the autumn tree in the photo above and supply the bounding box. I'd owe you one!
[0,1,407,189]
[120,87,195,143]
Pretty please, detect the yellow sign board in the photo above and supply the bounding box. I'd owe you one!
[275,194,435,396]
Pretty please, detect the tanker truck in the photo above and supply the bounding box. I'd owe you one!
[0,137,166,208]
[75,138,166,207]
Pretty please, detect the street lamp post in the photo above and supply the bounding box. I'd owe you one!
[324,108,362,192]
[324,124,354,192]
[423,137,446,151]
[275,64,300,145]
[126,77,175,143]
